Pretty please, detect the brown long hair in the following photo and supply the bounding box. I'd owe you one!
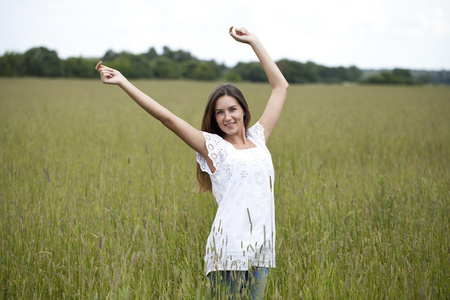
[196,84,251,192]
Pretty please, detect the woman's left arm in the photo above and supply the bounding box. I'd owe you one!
[229,26,289,142]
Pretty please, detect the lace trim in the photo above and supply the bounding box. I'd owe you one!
[196,132,226,174]
[249,121,266,145]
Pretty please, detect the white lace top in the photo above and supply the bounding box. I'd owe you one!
[196,121,276,275]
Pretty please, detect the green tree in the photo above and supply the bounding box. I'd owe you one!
[63,57,97,78]
[223,70,242,82]
[392,68,414,84]
[181,60,221,81]
[277,59,318,83]
[145,47,158,61]
[318,66,348,83]
[23,47,63,77]
[362,71,405,84]
[162,46,193,63]
[151,56,181,79]
[304,61,320,82]
[102,49,119,62]
[232,62,267,82]
[181,59,199,79]
[346,66,363,82]
[103,52,153,79]
[0,52,24,76]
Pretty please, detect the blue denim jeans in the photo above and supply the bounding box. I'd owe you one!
[207,267,269,299]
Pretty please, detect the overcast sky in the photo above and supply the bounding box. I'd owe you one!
[1,0,449,70]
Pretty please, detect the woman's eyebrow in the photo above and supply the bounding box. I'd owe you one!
[224,105,238,110]
[215,105,237,111]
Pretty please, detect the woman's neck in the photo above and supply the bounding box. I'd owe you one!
[224,128,255,150]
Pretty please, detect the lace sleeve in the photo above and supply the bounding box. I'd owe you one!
[196,132,226,175]
[248,121,266,145]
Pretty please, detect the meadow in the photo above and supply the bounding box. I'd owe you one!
[1,78,449,299]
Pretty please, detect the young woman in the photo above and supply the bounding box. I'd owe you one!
[96,26,288,299]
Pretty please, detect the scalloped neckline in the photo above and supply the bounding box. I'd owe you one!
[224,135,258,151]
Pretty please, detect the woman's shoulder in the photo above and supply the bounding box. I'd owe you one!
[201,131,227,150]
[196,131,230,174]
[247,121,266,145]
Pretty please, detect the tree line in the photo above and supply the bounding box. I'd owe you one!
[0,46,441,84]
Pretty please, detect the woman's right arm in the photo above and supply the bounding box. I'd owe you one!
[95,61,208,157]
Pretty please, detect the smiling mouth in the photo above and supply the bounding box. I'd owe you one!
[224,122,236,128]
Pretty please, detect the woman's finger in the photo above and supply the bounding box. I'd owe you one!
[101,66,116,73]
[102,71,113,78]
[95,61,103,71]
[235,27,248,36]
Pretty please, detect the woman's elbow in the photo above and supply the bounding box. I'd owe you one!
[274,82,289,94]
[159,115,174,128]
[282,78,290,89]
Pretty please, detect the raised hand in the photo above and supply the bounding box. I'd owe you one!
[229,26,257,45]
[95,61,125,85]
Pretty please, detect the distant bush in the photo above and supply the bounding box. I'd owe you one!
[361,69,417,85]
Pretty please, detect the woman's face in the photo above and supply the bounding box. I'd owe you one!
[214,95,246,137]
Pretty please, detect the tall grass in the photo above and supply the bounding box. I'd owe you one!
[1,78,449,299]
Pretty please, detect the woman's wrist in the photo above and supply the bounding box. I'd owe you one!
[118,76,130,89]
[247,35,260,47]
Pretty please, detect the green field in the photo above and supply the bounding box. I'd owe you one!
[1,78,449,299]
